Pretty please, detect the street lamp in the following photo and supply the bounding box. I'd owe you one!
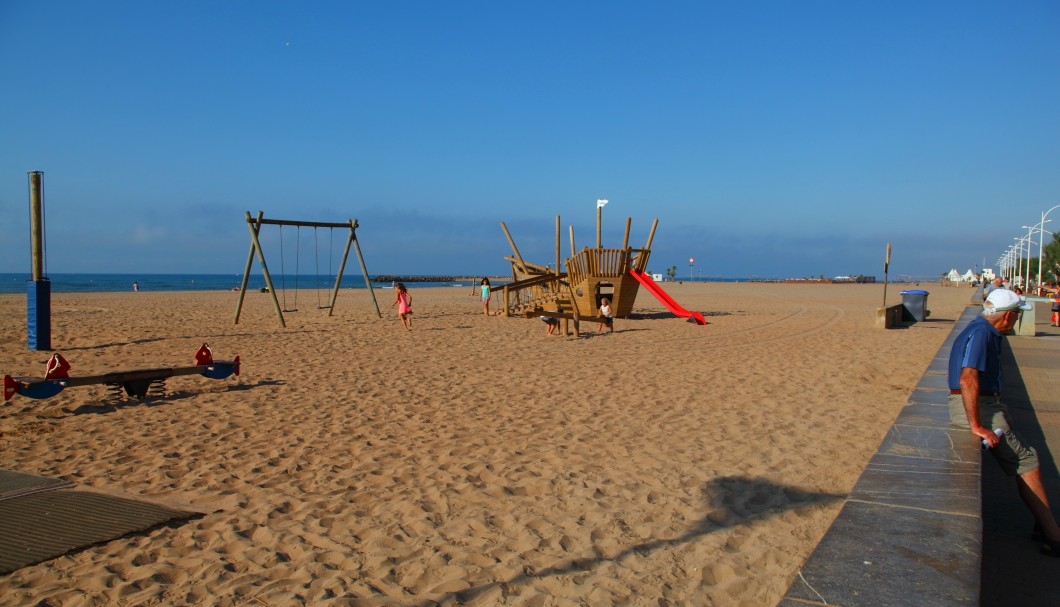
[1038,204,1060,290]
[1021,225,1037,290]
[1013,237,1025,286]
[1005,244,1018,283]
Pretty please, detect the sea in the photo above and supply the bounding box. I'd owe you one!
[0,273,483,295]
[0,273,794,294]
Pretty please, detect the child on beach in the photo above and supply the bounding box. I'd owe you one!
[598,298,613,333]
[472,277,492,315]
[392,283,412,331]
[540,315,560,336]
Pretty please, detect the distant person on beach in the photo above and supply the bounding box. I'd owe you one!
[473,277,491,315]
[132,282,139,292]
[984,276,1005,295]
[1051,297,1060,327]
[391,283,412,331]
[598,298,614,333]
[540,315,560,336]
[948,288,1060,557]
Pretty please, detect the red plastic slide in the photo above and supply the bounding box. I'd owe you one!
[628,270,707,325]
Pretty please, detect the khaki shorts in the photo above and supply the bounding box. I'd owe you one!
[948,394,1039,476]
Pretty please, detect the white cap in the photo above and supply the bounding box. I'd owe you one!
[984,288,1032,312]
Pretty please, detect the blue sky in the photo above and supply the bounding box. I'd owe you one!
[2,1,1058,280]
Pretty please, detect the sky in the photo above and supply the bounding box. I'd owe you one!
[2,1,1059,280]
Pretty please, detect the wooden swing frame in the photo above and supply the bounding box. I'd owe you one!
[234,211,381,327]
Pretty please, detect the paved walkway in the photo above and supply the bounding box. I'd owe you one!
[982,313,1060,606]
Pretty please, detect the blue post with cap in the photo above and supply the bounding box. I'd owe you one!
[27,171,51,350]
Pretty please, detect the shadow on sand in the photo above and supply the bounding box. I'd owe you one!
[413,475,844,606]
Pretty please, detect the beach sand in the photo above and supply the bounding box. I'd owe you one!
[0,282,974,606]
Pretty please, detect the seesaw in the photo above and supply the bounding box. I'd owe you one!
[4,344,240,403]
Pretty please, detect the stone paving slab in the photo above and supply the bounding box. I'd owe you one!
[781,500,980,606]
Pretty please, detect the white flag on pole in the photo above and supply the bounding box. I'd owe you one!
[596,199,608,208]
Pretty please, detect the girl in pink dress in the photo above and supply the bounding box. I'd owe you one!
[392,283,412,331]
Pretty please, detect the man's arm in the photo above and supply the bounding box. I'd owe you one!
[960,366,999,447]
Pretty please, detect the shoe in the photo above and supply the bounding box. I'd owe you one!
[1043,536,1060,558]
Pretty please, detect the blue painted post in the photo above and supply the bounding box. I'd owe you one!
[27,171,51,351]
[27,279,51,350]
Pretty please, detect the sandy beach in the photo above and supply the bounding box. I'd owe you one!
[0,282,974,606]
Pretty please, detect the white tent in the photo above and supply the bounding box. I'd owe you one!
[962,269,976,282]
[946,268,962,282]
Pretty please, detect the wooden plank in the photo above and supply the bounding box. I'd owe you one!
[248,217,356,229]
[525,311,610,324]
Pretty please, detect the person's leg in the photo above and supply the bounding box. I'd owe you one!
[1017,468,1060,542]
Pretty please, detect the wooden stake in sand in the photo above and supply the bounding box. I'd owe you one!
[883,242,892,308]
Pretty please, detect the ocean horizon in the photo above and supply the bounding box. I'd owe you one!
[0,272,804,295]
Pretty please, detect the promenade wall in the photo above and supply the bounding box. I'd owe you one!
[779,303,984,605]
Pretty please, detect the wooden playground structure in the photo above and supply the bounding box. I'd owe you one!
[234,211,381,327]
[497,204,705,335]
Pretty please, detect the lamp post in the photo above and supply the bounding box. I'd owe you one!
[689,257,695,282]
[1038,204,1060,290]
[1014,235,1037,288]
[1005,245,1017,283]
[1012,237,1023,286]
[1021,225,1037,291]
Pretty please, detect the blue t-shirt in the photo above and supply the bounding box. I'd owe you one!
[948,316,1003,392]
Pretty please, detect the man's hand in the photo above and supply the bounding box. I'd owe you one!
[974,426,1000,448]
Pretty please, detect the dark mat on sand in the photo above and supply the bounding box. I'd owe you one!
[0,474,201,574]
[0,469,74,501]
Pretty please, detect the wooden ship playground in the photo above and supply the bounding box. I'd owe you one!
[493,203,706,336]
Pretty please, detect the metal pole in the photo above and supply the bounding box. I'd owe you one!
[28,171,44,281]
[1038,204,1060,289]
[596,202,603,248]
[1039,211,1046,291]
[1021,224,1030,290]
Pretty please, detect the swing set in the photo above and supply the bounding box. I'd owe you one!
[234,211,381,327]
